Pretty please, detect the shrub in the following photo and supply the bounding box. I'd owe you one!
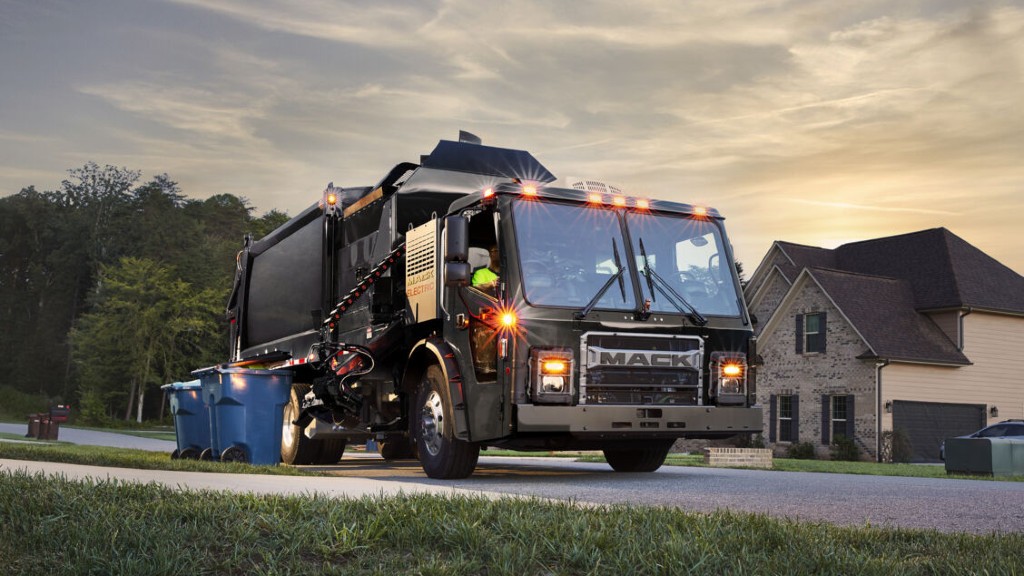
[831,435,861,461]
[733,433,766,449]
[880,429,913,463]
[0,385,50,420]
[786,442,816,459]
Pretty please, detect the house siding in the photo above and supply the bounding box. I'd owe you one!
[758,281,878,460]
[882,311,1024,431]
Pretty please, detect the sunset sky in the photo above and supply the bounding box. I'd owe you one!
[2,0,1022,274]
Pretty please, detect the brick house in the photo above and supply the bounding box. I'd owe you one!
[745,228,1024,462]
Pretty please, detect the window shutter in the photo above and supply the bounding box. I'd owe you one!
[818,311,828,353]
[792,395,800,442]
[769,395,777,443]
[795,314,804,354]
[821,395,831,445]
[845,394,855,440]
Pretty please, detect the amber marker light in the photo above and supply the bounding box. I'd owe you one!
[693,205,708,217]
[501,312,517,328]
[635,199,650,210]
[722,363,743,377]
[588,192,603,204]
[522,184,538,196]
[541,360,568,374]
[326,193,338,206]
[482,187,495,198]
[612,196,627,207]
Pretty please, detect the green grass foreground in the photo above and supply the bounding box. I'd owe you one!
[1,471,1021,576]
[0,440,322,477]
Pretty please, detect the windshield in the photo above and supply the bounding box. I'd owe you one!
[625,212,741,316]
[513,200,637,310]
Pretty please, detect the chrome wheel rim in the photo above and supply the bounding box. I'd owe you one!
[282,401,297,451]
[420,390,445,457]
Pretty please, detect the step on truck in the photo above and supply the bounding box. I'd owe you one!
[226,132,762,478]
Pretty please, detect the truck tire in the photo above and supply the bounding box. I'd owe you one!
[281,383,321,465]
[379,439,416,460]
[315,439,347,464]
[602,440,674,472]
[413,365,479,479]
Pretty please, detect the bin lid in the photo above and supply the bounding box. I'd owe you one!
[191,364,292,377]
[161,379,203,390]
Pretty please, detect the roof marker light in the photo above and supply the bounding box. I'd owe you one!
[693,206,708,217]
[522,184,538,196]
[588,193,603,204]
[483,187,495,198]
[636,199,650,210]
[612,196,627,207]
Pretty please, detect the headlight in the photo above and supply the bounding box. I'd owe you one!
[711,352,746,405]
[530,348,574,405]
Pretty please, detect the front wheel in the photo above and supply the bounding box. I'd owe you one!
[603,440,674,472]
[412,365,479,479]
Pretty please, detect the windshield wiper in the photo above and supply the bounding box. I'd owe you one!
[638,237,708,326]
[575,238,627,320]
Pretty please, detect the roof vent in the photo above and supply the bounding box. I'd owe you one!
[568,179,623,195]
[459,130,482,145]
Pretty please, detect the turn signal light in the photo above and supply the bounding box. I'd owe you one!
[501,311,517,328]
[722,363,743,378]
[541,360,568,374]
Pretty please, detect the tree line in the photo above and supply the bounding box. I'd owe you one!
[0,163,288,423]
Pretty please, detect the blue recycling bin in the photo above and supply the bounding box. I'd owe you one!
[162,380,210,459]
[192,366,292,465]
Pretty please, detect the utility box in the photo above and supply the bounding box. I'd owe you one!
[945,438,1024,477]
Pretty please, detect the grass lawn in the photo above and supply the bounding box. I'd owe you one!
[1,470,1021,576]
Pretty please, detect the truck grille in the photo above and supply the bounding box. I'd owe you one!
[580,332,703,406]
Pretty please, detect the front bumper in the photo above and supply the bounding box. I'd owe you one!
[516,404,762,435]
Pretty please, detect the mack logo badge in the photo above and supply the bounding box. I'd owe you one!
[588,346,699,369]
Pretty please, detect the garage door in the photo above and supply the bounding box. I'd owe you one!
[892,400,985,463]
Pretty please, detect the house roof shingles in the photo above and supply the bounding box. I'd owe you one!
[777,228,1024,315]
[809,268,970,365]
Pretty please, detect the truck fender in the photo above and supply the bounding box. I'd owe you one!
[402,338,470,440]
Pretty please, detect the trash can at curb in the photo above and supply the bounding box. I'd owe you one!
[162,380,210,459]
[192,366,292,465]
[26,414,41,438]
[36,415,59,440]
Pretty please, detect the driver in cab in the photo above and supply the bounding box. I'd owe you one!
[471,245,500,296]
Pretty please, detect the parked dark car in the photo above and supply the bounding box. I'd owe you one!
[940,420,1024,460]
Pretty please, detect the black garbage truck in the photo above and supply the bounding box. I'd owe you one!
[226,132,762,478]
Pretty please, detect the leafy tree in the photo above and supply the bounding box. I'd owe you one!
[73,257,223,423]
[2,162,287,420]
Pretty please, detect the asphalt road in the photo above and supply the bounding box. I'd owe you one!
[3,423,1022,534]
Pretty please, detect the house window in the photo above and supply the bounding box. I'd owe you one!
[769,393,799,443]
[831,396,848,441]
[804,313,825,353]
[779,395,795,442]
[821,394,855,445]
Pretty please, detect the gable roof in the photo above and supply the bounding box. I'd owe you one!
[834,228,1024,314]
[809,268,970,365]
[755,228,1024,315]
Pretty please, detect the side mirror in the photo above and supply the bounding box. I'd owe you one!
[445,261,472,287]
[445,216,469,263]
